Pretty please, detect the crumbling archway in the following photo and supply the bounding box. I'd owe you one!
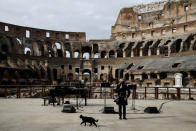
[82,69,91,82]
[101,51,107,58]
[109,50,115,58]
[82,46,91,59]
[24,47,31,55]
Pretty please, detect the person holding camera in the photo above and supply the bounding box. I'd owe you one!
[115,79,130,120]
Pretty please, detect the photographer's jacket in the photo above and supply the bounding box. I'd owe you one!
[116,82,131,105]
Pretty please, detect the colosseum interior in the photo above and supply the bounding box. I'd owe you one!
[1,0,196,90]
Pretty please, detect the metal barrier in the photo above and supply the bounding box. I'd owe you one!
[0,84,196,100]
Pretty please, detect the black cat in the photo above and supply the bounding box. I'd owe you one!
[80,115,98,127]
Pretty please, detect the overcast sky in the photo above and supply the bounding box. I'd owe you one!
[0,0,164,40]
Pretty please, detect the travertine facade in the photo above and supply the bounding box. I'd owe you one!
[1,0,196,87]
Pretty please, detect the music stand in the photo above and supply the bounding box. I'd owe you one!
[101,83,110,107]
[100,83,115,113]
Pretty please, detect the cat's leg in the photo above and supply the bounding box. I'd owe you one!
[80,121,84,125]
[89,122,92,126]
[93,122,97,127]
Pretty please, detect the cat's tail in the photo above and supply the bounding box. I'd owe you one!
[95,119,98,122]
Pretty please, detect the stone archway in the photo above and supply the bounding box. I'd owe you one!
[82,69,91,83]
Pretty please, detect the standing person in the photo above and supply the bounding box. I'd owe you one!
[116,79,130,120]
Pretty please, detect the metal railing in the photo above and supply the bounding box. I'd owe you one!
[0,84,196,100]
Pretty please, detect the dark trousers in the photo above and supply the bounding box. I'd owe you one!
[118,104,126,118]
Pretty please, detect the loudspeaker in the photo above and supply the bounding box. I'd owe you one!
[144,107,159,113]
[103,107,115,113]
[62,105,76,113]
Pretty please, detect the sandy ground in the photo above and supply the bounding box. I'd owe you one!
[0,98,196,131]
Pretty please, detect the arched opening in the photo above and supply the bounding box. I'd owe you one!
[120,70,124,78]
[82,69,91,82]
[93,44,99,59]
[190,71,196,79]
[109,50,115,58]
[68,73,73,80]
[125,73,129,80]
[131,74,134,80]
[55,42,62,57]
[74,50,80,58]
[119,43,125,49]
[24,47,31,55]
[65,50,71,58]
[82,46,91,59]
[93,52,99,58]
[163,46,168,56]
[171,39,182,53]
[115,69,119,79]
[55,42,61,49]
[143,41,153,56]
[151,40,161,55]
[150,73,157,79]
[125,42,134,57]
[83,53,90,59]
[160,72,167,79]
[180,71,188,86]
[101,51,107,58]
[180,71,188,79]
[161,40,171,56]
[117,50,123,58]
[142,73,148,80]
[182,35,193,52]
[134,41,144,57]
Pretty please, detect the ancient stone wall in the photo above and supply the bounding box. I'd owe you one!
[1,0,196,88]
[111,0,196,41]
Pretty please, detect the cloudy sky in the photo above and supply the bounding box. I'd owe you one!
[0,0,164,40]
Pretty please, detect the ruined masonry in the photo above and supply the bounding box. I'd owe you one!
[0,0,196,88]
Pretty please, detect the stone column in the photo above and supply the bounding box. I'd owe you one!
[179,41,184,52]
[140,48,143,57]
[115,52,117,58]
[72,52,75,58]
[168,46,171,56]
[131,49,134,57]
[79,51,83,58]
[123,50,126,58]
[106,52,109,58]
[157,74,160,79]
[147,74,151,79]
[157,48,160,55]
[148,48,151,56]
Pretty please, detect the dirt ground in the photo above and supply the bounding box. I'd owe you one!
[0,98,196,131]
